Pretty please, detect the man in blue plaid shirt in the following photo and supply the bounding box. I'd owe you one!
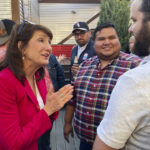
[64,22,141,150]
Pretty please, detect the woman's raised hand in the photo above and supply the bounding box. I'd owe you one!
[43,84,73,116]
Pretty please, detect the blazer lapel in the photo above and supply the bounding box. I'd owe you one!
[24,79,40,111]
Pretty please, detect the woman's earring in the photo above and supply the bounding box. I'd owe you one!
[22,56,25,60]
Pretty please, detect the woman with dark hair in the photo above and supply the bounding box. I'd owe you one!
[0,21,73,150]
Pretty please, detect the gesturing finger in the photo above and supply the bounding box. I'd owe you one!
[57,84,73,97]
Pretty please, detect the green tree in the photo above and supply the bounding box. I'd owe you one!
[98,0,130,51]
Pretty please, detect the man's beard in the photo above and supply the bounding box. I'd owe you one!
[133,22,150,57]
[77,39,87,47]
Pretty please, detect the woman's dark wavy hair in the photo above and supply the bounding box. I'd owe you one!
[0,22,53,83]
[140,0,150,22]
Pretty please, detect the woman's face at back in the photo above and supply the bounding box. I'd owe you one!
[22,30,52,68]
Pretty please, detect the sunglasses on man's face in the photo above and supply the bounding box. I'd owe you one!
[73,31,87,37]
[18,20,34,35]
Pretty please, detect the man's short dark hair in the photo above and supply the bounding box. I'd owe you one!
[93,22,119,41]
[140,0,150,22]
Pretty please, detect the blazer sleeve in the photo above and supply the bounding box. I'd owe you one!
[0,77,51,150]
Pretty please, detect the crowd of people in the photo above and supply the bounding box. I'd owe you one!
[64,21,141,150]
[0,0,150,150]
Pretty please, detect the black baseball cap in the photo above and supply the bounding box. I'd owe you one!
[72,22,89,33]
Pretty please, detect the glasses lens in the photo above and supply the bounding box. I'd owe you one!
[73,31,86,36]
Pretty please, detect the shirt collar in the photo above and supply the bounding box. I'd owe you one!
[78,43,88,51]
[96,52,121,70]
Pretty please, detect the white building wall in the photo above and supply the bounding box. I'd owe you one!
[23,0,40,23]
[39,3,100,44]
[30,0,40,23]
[0,0,12,20]
[0,0,26,22]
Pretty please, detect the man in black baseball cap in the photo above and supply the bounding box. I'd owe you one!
[70,21,96,79]
[72,22,89,33]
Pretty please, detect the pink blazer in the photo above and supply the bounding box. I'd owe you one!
[0,67,57,150]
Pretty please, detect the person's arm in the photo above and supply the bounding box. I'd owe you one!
[0,73,73,150]
[55,59,66,89]
[93,136,117,150]
[0,79,51,150]
[63,104,75,142]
